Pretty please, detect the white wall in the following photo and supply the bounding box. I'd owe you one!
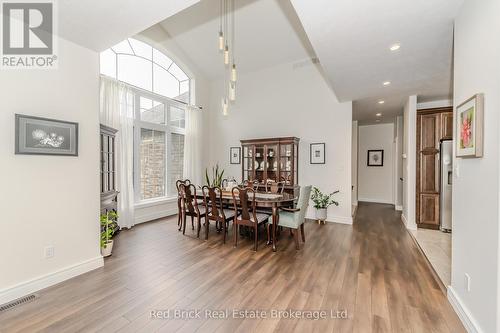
[0,37,102,303]
[358,123,394,204]
[450,0,500,332]
[351,121,358,208]
[207,61,353,224]
[402,95,417,230]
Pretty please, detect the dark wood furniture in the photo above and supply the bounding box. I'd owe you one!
[195,190,296,251]
[179,183,206,238]
[202,186,235,243]
[100,124,118,214]
[416,107,453,229]
[241,137,299,197]
[231,187,270,251]
[176,179,191,228]
[265,180,285,194]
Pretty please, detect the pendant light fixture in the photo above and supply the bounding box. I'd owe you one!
[219,0,237,115]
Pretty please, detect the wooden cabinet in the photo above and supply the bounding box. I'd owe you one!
[241,137,299,195]
[416,107,453,229]
[100,124,118,215]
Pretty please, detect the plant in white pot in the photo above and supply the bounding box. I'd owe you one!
[100,211,118,257]
[311,187,339,224]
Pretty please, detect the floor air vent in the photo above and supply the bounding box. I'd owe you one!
[0,294,38,312]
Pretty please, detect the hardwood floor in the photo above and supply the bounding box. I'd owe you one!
[0,202,465,332]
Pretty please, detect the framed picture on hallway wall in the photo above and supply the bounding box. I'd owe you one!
[456,93,484,158]
[367,150,384,166]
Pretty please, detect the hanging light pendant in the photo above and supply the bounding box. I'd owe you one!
[231,63,237,82]
[224,45,230,65]
[229,81,236,101]
[218,31,224,51]
[222,97,229,116]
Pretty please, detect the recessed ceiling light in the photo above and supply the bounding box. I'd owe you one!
[376,113,382,117]
[383,81,391,86]
[378,100,385,104]
[390,43,401,51]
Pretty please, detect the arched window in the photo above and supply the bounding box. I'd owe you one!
[100,39,191,201]
[100,38,190,103]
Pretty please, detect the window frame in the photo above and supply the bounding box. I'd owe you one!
[131,86,186,204]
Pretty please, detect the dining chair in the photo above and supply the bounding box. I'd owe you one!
[176,179,191,228]
[265,180,285,194]
[202,186,235,243]
[231,187,270,251]
[243,179,259,190]
[180,183,206,238]
[267,185,312,250]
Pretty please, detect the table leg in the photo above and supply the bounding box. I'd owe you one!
[272,204,278,252]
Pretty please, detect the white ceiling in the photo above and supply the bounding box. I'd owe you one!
[158,0,314,80]
[58,0,200,51]
[289,0,463,123]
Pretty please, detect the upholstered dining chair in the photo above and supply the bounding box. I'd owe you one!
[267,185,312,250]
[176,179,191,228]
[179,183,206,238]
[202,186,235,243]
[232,187,270,251]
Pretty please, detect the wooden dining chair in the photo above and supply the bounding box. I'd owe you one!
[202,186,235,243]
[180,183,206,238]
[265,180,285,194]
[267,185,312,250]
[232,187,270,251]
[176,179,191,228]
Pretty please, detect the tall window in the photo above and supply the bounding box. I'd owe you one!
[100,38,190,201]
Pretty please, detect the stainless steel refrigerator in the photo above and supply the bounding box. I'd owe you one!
[440,140,453,232]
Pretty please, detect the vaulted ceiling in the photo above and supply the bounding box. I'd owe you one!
[58,0,200,51]
[290,0,463,123]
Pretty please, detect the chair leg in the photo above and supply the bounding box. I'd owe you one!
[182,212,187,235]
[254,225,258,251]
[197,216,202,238]
[205,220,209,240]
[266,223,271,245]
[234,224,239,247]
[178,211,183,231]
[223,220,227,244]
[191,216,195,230]
[293,228,300,250]
[300,223,305,242]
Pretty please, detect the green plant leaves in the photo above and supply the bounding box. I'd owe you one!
[311,187,339,209]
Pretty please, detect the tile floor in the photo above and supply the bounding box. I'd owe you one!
[411,228,452,286]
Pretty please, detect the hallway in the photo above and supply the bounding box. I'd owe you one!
[0,203,464,332]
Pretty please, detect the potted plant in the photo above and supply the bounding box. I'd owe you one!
[311,187,339,223]
[100,211,118,257]
[205,164,225,187]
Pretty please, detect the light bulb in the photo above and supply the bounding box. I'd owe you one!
[229,82,236,101]
[222,98,229,116]
[231,64,237,82]
[218,32,224,51]
[224,45,229,65]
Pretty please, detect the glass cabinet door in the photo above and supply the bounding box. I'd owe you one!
[280,143,293,185]
[243,145,254,182]
[265,144,278,183]
[254,145,265,184]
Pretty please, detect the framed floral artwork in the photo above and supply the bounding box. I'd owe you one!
[367,150,384,166]
[456,94,484,158]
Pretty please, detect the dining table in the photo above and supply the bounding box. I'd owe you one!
[195,189,297,251]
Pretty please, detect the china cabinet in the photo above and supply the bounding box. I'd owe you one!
[240,137,299,196]
[100,124,118,215]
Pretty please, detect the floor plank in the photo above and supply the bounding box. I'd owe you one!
[0,202,465,333]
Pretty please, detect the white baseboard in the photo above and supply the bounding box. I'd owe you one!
[358,198,394,205]
[401,214,417,230]
[447,286,482,333]
[134,208,177,225]
[0,256,103,305]
[326,215,353,225]
[395,205,403,211]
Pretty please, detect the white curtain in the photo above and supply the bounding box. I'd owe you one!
[183,105,203,186]
[100,76,135,229]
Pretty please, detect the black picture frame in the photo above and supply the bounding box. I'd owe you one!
[230,147,241,164]
[15,114,79,156]
[310,143,326,164]
[367,150,384,166]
